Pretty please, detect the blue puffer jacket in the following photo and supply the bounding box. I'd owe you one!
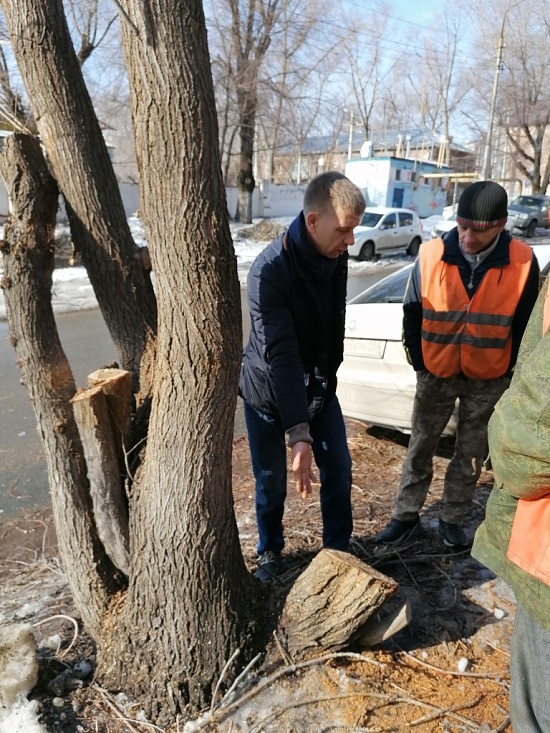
[239,212,348,431]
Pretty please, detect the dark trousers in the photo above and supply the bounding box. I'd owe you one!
[394,371,509,523]
[243,397,353,555]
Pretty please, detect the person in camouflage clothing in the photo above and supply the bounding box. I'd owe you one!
[473,276,550,732]
[376,181,540,549]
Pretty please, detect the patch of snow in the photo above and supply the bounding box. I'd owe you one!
[0,698,48,733]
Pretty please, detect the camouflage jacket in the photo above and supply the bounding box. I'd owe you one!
[472,282,550,631]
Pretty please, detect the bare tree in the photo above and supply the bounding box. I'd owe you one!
[496,0,550,192]
[339,1,394,143]
[379,0,470,166]
[257,0,335,180]
[459,0,550,188]
[65,0,118,65]
[0,0,259,724]
[224,0,283,222]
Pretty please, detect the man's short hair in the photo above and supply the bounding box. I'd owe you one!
[303,171,365,218]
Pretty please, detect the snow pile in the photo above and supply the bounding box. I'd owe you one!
[0,699,48,733]
[0,623,47,733]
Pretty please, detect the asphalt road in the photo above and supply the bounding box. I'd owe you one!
[0,270,392,521]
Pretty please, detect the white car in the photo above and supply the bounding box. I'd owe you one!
[337,264,438,434]
[430,211,515,239]
[337,244,550,435]
[348,207,423,261]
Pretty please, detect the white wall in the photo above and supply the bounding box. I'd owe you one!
[224,181,305,219]
[0,179,306,224]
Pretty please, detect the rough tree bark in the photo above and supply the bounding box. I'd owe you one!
[1,0,157,399]
[71,368,133,576]
[0,134,121,639]
[278,550,398,661]
[1,0,261,723]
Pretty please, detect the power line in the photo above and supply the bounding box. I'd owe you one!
[257,0,501,74]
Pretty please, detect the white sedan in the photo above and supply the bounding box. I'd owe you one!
[349,207,423,261]
[337,245,550,435]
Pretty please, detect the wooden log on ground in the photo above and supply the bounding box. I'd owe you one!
[279,549,399,661]
[72,372,131,575]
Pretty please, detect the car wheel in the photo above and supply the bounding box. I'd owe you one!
[358,241,375,261]
[407,237,421,256]
[526,220,537,238]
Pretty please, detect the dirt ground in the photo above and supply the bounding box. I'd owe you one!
[0,418,515,732]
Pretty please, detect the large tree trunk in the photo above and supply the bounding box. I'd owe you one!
[0,134,120,640]
[98,0,259,722]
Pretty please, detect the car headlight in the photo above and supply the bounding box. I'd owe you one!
[516,213,528,220]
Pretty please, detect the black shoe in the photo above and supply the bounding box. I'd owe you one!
[375,517,421,544]
[255,550,284,583]
[438,520,471,549]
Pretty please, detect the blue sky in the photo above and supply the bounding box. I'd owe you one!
[348,0,446,34]
[392,0,444,26]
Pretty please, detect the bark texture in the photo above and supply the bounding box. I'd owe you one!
[279,550,398,661]
[100,0,259,721]
[72,369,132,575]
[1,0,157,397]
[1,0,261,722]
[0,134,120,639]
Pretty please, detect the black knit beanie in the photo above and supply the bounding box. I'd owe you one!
[456,181,508,230]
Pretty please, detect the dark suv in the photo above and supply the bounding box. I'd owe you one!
[508,194,550,238]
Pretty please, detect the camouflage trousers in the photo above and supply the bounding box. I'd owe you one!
[393,371,510,524]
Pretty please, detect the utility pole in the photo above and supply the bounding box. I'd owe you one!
[481,28,504,179]
[348,111,354,160]
[481,0,527,180]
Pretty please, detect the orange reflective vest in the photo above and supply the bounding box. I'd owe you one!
[506,277,550,585]
[419,238,533,378]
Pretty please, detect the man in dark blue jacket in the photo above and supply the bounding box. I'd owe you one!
[239,171,365,581]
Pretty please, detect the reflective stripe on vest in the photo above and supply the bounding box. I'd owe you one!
[506,276,550,585]
[419,238,533,378]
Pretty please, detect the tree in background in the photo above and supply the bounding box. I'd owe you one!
[459,0,550,190]
[225,0,282,222]
[407,6,468,167]
[493,0,550,192]
[0,0,259,724]
[340,1,393,144]
[208,0,336,191]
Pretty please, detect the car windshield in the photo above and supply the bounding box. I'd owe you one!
[348,265,412,305]
[510,196,546,209]
[359,212,383,227]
